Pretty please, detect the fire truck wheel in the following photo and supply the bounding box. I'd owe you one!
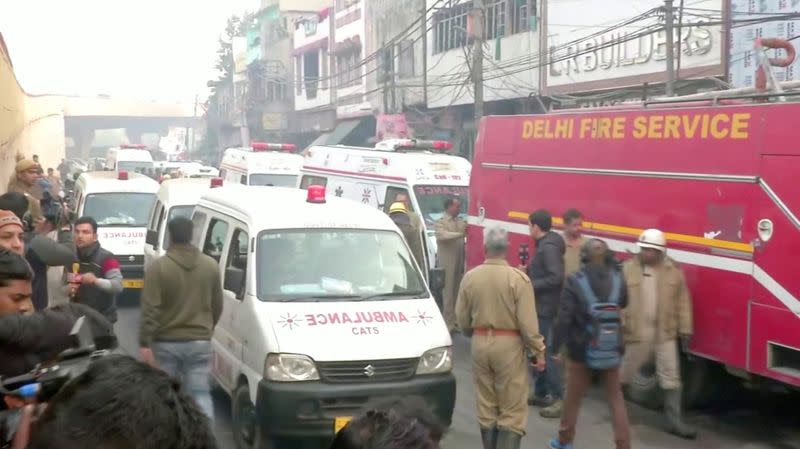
[681,357,712,408]
[625,361,664,409]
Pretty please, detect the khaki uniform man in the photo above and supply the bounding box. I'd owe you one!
[621,228,696,439]
[388,202,426,271]
[562,209,587,279]
[7,159,43,221]
[457,226,545,449]
[435,197,466,332]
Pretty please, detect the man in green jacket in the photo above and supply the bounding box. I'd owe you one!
[138,216,223,419]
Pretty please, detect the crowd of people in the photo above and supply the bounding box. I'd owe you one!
[0,155,699,449]
[455,209,697,449]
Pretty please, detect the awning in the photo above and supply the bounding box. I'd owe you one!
[332,35,361,54]
[292,37,329,56]
[324,119,363,145]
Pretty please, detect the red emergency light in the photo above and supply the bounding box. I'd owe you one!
[118,171,129,180]
[210,177,223,188]
[251,142,297,152]
[120,144,147,149]
[391,139,453,152]
[306,185,326,204]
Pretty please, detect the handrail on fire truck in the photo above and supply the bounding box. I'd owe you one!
[645,38,799,107]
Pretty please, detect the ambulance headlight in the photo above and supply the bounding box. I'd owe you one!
[416,347,452,374]
[264,353,320,382]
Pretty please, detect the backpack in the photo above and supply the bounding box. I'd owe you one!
[574,271,623,370]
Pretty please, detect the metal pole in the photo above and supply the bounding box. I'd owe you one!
[190,94,198,153]
[664,0,676,97]
[421,0,428,106]
[472,0,484,121]
[676,0,684,81]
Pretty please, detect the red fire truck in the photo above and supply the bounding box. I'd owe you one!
[466,97,800,407]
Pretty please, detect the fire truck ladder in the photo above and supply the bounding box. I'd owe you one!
[645,38,799,106]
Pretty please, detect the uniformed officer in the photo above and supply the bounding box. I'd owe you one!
[435,196,466,332]
[621,228,696,439]
[456,225,546,449]
[388,202,426,272]
[7,159,44,221]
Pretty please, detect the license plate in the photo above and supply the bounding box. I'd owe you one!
[123,279,144,289]
[334,416,352,434]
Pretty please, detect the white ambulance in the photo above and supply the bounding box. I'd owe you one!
[143,177,223,266]
[70,170,159,291]
[105,144,155,175]
[299,139,471,269]
[193,184,455,448]
[219,142,303,187]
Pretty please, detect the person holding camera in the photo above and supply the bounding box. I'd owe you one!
[0,192,75,311]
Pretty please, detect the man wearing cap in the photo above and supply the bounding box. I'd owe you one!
[0,210,25,255]
[456,225,546,449]
[388,202,426,273]
[7,159,44,221]
[621,228,696,439]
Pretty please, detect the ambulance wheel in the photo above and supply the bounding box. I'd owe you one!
[232,383,274,449]
[625,361,663,409]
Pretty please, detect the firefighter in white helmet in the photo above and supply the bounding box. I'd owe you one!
[620,229,696,439]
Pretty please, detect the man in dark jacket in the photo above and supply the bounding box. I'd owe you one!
[525,209,566,416]
[139,217,223,419]
[547,238,630,449]
[69,217,124,323]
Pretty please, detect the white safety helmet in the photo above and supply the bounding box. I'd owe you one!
[637,228,666,252]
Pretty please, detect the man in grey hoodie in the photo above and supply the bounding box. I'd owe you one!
[139,216,223,419]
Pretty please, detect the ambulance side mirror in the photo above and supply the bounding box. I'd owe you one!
[224,267,246,300]
[145,229,159,249]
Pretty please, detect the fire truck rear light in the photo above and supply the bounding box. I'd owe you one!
[210,177,223,188]
[306,185,326,203]
[118,171,129,180]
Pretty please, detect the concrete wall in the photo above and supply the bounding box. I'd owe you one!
[0,34,66,190]
[0,35,27,190]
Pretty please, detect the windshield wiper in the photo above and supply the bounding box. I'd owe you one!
[275,294,361,302]
[353,291,428,302]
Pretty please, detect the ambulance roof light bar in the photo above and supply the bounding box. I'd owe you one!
[306,185,326,204]
[120,144,147,149]
[250,142,297,152]
[375,139,453,153]
[210,177,223,188]
[118,170,129,180]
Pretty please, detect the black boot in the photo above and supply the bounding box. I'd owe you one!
[480,427,498,449]
[664,389,697,439]
[496,430,522,449]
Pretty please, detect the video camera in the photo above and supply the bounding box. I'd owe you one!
[0,317,113,446]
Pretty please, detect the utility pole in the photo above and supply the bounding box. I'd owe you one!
[190,93,198,153]
[421,0,428,106]
[664,0,676,97]
[472,0,484,122]
[185,94,198,152]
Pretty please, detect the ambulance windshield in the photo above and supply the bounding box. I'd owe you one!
[118,160,155,175]
[248,173,298,187]
[413,185,469,226]
[256,229,426,302]
[83,193,156,227]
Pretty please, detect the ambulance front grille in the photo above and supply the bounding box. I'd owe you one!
[317,358,419,384]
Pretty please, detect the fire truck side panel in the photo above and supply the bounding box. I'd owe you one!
[468,105,800,389]
[747,155,800,383]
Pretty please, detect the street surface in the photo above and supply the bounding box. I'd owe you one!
[116,306,800,449]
